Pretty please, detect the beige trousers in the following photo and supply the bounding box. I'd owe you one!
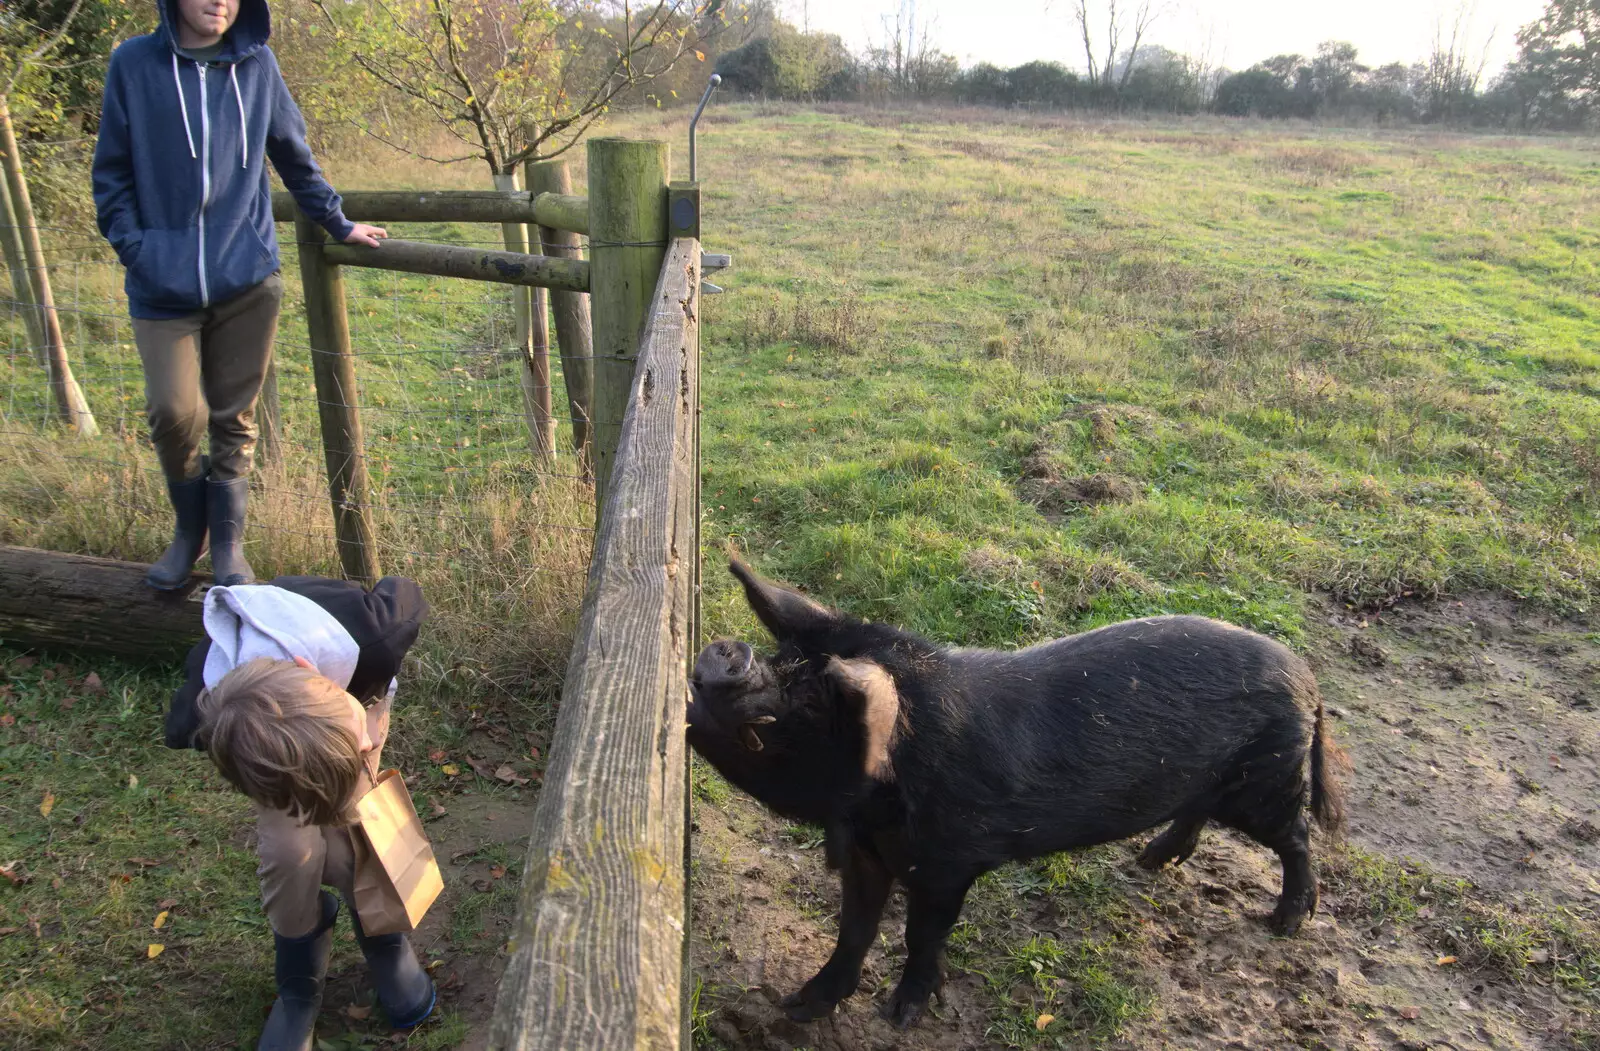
[254,728,385,938]
[131,273,283,485]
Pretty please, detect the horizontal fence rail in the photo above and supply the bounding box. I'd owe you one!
[321,238,590,293]
[488,237,701,1051]
[270,189,590,234]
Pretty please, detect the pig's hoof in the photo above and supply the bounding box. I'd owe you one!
[1267,903,1309,937]
[881,989,929,1029]
[780,987,842,1022]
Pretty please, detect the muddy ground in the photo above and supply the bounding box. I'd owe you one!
[687,597,1600,1051]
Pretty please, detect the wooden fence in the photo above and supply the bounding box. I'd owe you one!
[0,135,704,1047]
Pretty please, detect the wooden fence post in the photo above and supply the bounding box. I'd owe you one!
[493,169,555,461]
[257,360,282,468]
[294,210,381,585]
[526,158,595,478]
[587,138,668,515]
[0,95,98,436]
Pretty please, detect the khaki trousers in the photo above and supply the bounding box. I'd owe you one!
[254,734,384,938]
[131,274,283,485]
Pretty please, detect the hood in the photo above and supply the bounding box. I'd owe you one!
[159,0,271,62]
[202,584,361,692]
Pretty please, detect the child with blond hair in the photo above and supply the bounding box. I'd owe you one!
[167,575,433,1050]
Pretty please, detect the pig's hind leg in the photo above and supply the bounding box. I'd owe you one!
[1137,811,1208,870]
[781,848,893,1021]
[1216,791,1318,936]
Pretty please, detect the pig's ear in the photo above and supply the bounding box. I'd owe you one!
[729,557,837,638]
[824,656,901,781]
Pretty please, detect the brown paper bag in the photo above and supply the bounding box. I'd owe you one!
[350,769,443,936]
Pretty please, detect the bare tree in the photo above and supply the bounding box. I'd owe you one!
[1422,2,1496,121]
[1070,0,1164,94]
[310,0,720,176]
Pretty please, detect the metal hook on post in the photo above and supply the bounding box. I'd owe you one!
[689,74,721,183]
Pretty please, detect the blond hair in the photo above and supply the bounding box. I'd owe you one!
[198,657,362,826]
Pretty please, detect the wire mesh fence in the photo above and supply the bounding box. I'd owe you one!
[1,219,597,688]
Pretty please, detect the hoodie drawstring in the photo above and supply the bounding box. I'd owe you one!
[230,65,247,168]
[171,53,197,159]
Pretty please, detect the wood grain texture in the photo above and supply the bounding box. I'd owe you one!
[493,172,556,462]
[488,238,700,1051]
[270,190,588,233]
[321,239,589,294]
[294,212,382,586]
[0,546,205,659]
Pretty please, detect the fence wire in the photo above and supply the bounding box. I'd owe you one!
[1,217,603,683]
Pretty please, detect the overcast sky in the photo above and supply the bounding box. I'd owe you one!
[785,0,1548,78]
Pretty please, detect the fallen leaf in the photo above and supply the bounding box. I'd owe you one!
[60,696,76,710]
[1529,948,1551,964]
[146,943,165,959]
[1398,1005,1421,1020]
[0,714,13,727]
[466,756,494,779]
[528,747,541,760]
[494,764,530,787]
[158,898,178,910]
[472,878,492,893]
[0,861,27,885]
[125,858,161,869]
[127,774,138,790]
[12,657,35,670]
[429,799,448,818]
[1417,906,1434,919]
[1035,1013,1055,1031]
[153,911,168,930]
[343,1004,372,1020]
[0,927,19,936]
[440,763,460,776]
[39,792,54,818]
[429,748,448,763]
[83,672,104,693]
[40,669,55,681]
[490,864,507,880]
[1436,955,1457,966]
[50,877,61,889]
[1549,754,1564,770]
[1456,999,1473,1011]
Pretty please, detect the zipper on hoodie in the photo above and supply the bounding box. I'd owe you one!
[197,62,211,308]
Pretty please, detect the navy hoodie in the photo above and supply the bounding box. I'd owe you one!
[92,0,355,320]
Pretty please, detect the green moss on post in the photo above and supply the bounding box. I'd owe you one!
[587,138,668,515]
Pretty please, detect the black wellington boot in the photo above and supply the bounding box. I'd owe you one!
[207,475,256,587]
[345,900,436,1029]
[258,890,339,1051]
[146,460,208,591]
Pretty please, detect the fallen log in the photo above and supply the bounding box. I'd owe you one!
[0,546,205,661]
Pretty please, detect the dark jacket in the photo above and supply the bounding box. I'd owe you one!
[165,576,429,750]
[91,0,354,320]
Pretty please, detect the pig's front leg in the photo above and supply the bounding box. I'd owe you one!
[883,876,975,1028]
[781,847,893,1021]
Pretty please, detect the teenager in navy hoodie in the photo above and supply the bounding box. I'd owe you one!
[91,0,386,592]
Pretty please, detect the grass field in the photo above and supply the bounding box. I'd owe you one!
[3,104,1600,1049]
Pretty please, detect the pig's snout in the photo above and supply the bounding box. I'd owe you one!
[695,639,754,685]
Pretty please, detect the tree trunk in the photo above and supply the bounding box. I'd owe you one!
[0,95,97,436]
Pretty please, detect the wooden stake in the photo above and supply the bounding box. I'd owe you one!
[495,171,555,462]
[294,210,380,585]
[527,158,595,477]
[0,94,97,436]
